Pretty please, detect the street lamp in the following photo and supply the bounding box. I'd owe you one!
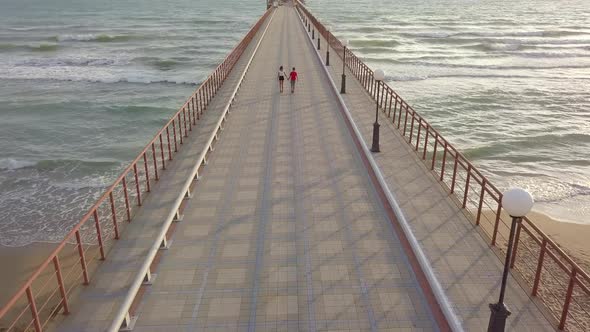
[326,26,331,66]
[370,69,385,153]
[340,39,349,94]
[488,188,534,332]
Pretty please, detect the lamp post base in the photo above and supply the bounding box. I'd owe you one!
[370,122,380,152]
[487,302,511,332]
[341,74,346,94]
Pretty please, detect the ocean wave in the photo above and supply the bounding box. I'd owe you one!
[351,39,399,48]
[30,44,59,52]
[17,57,123,67]
[463,133,590,160]
[458,42,520,51]
[399,29,587,40]
[0,158,37,170]
[401,31,453,38]
[0,158,121,171]
[387,73,582,82]
[0,43,60,52]
[388,58,590,70]
[132,56,186,71]
[54,34,134,42]
[0,70,198,85]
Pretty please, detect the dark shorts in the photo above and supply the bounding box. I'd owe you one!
[279,76,284,81]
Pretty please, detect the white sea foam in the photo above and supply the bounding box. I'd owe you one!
[17,57,123,67]
[0,158,36,170]
[0,64,197,85]
[57,34,97,42]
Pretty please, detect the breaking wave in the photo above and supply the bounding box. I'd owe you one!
[54,34,135,42]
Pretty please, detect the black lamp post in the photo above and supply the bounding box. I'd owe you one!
[326,26,331,66]
[312,28,315,39]
[370,69,385,153]
[488,188,534,332]
[341,39,349,93]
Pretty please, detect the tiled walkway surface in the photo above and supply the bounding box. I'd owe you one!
[132,6,439,332]
[52,3,558,332]
[313,8,556,332]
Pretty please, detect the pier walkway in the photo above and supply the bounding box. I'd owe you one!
[2,2,569,332]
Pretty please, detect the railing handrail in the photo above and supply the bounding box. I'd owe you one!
[106,7,276,331]
[0,8,273,328]
[297,2,590,330]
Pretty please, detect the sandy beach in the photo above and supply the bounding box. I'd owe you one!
[0,242,101,330]
[528,211,590,270]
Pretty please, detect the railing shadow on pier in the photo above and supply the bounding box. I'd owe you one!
[295,2,590,331]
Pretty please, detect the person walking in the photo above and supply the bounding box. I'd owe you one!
[289,67,298,93]
[278,65,286,93]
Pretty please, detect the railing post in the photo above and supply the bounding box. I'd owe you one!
[166,127,172,160]
[122,177,131,221]
[93,210,105,260]
[397,101,403,128]
[393,96,399,123]
[177,113,184,144]
[431,134,438,170]
[75,230,90,285]
[415,119,422,151]
[559,269,577,330]
[532,240,547,296]
[476,179,486,225]
[183,108,189,137]
[192,98,197,124]
[450,151,459,193]
[26,287,42,332]
[422,125,429,160]
[388,92,393,117]
[151,143,159,181]
[462,165,472,208]
[491,198,502,245]
[199,89,204,114]
[172,119,178,152]
[53,256,69,314]
[159,134,166,170]
[133,164,142,206]
[380,84,385,108]
[402,105,409,136]
[440,141,448,181]
[196,94,201,120]
[109,192,119,239]
[143,153,151,193]
[187,106,192,131]
[409,113,415,144]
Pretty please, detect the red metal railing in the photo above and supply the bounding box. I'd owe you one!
[0,8,272,332]
[297,3,590,331]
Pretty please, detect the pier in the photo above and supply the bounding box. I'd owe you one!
[1,1,589,331]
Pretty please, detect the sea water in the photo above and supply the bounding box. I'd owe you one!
[0,0,588,246]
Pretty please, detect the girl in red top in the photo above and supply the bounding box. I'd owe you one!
[289,67,298,93]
